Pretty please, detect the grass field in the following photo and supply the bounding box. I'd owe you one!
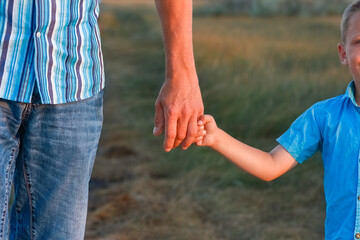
[85,3,350,240]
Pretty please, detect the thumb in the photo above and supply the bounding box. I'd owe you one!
[153,102,165,136]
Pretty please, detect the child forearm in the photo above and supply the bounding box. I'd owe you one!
[211,129,294,181]
[196,115,297,181]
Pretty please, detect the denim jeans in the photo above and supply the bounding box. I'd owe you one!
[0,88,103,240]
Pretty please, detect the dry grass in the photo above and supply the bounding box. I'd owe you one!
[101,0,153,7]
[86,2,348,239]
[100,0,207,8]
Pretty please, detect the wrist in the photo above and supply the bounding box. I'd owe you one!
[165,60,197,82]
[164,67,199,87]
[210,127,222,149]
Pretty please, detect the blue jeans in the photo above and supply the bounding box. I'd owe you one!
[0,88,103,240]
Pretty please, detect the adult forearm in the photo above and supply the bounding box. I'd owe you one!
[154,0,197,82]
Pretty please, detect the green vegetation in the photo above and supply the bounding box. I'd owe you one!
[196,0,353,17]
[87,3,350,239]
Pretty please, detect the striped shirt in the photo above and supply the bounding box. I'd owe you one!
[0,0,105,104]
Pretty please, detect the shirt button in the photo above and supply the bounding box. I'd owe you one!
[356,233,360,239]
[358,196,360,201]
[36,32,41,38]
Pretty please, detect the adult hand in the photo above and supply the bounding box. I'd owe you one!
[153,0,203,151]
[153,74,204,152]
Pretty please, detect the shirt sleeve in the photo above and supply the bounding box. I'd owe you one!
[276,105,322,164]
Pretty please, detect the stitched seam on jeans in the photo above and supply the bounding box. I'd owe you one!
[21,104,32,122]
[22,161,34,240]
[14,197,21,240]
[0,140,20,239]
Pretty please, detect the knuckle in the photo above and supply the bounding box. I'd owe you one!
[182,108,192,117]
[177,133,186,140]
[178,126,187,133]
[166,132,176,140]
[168,107,179,117]
[189,128,197,136]
[183,136,194,144]
[154,119,163,126]
[154,115,164,124]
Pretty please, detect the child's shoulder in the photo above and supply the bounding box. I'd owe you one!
[312,94,345,111]
[308,94,349,123]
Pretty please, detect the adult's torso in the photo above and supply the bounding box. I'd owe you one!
[0,0,105,104]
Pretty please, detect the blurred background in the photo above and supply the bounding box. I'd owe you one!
[86,0,353,239]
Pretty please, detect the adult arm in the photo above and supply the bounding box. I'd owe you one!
[153,0,204,152]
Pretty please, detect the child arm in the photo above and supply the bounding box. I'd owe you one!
[196,115,298,181]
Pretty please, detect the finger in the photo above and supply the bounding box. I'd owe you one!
[196,140,203,146]
[164,113,177,152]
[181,115,197,150]
[201,115,213,124]
[153,102,164,136]
[195,128,206,138]
[198,115,205,125]
[194,136,203,143]
[174,117,189,148]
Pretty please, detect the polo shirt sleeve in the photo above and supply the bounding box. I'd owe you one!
[276,105,322,164]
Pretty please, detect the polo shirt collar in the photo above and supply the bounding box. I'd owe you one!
[345,80,360,107]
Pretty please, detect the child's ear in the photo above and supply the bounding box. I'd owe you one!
[338,43,348,65]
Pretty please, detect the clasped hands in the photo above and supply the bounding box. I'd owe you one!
[153,77,204,152]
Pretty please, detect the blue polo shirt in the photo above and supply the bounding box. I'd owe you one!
[277,81,360,239]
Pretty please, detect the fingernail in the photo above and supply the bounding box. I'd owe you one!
[203,130,206,134]
[198,121,203,125]
[165,148,171,152]
[153,127,158,134]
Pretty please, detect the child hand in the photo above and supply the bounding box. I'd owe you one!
[194,115,218,147]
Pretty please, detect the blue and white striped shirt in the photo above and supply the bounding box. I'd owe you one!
[0,0,105,104]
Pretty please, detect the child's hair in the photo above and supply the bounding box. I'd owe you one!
[341,0,360,43]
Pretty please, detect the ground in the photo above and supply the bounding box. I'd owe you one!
[85,2,348,239]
